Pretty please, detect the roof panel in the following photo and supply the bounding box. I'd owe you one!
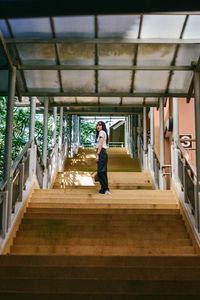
[123,97,144,105]
[134,71,169,92]
[137,44,176,65]
[61,70,95,92]
[54,97,76,103]
[141,15,186,38]
[98,15,140,38]
[17,44,56,65]
[77,97,98,103]
[0,20,11,38]
[175,44,200,65]
[0,70,8,92]
[100,97,121,104]
[99,44,135,66]
[9,18,52,38]
[183,15,200,39]
[0,45,8,66]
[58,44,95,65]
[168,71,193,93]
[53,16,95,38]
[99,71,132,92]
[24,70,60,91]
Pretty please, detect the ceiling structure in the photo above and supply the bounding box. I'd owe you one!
[1,13,200,115]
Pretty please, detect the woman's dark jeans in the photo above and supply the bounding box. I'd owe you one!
[97,148,109,192]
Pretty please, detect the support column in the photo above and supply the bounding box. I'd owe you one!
[194,70,200,231]
[3,67,16,229]
[29,97,36,142]
[172,98,179,181]
[134,115,138,157]
[29,96,37,179]
[138,114,142,164]
[58,107,63,171]
[42,98,48,188]
[149,107,155,171]
[3,67,16,183]
[52,107,57,147]
[143,107,148,171]
[68,115,72,157]
[159,98,165,190]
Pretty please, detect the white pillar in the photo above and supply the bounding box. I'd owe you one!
[159,98,165,190]
[143,107,148,171]
[172,98,179,181]
[42,98,48,188]
[58,107,63,171]
[52,107,57,147]
[149,107,155,171]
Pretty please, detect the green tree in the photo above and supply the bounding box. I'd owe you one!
[80,120,96,147]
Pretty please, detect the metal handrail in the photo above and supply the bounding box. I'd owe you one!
[10,140,32,178]
[177,142,196,177]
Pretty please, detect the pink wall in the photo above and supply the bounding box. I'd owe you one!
[153,98,196,167]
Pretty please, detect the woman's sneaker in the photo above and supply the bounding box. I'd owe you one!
[104,190,111,194]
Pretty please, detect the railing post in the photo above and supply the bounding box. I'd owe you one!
[159,98,165,190]
[18,162,25,202]
[194,70,200,231]
[1,191,8,238]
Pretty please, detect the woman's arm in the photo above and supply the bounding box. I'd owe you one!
[95,137,103,162]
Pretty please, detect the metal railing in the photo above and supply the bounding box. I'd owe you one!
[177,142,196,215]
[0,136,69,240]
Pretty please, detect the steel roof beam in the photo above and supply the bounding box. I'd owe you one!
[5,38,200,44]
[16,65,194,71]
[6,92,191,97]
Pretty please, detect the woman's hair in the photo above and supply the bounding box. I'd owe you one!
[95,121,109,144]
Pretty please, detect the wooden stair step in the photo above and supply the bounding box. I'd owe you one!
[18,223,186,232]
[21,218,184,227]
[28,203,178,209]
[25,207,181,215]
[1,265,200,280]
[12,237,192,247]
[1,255,200,267]
[24,211,183,220]
[16,230,189,239]
[10,245,196,255]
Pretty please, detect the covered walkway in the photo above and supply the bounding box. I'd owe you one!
[1,8,200,298]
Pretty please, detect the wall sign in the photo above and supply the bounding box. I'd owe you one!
[179,134,192,149]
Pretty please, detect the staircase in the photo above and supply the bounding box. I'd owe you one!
[1,147,200,298]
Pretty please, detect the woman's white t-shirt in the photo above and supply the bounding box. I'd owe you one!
[95,130,107,149]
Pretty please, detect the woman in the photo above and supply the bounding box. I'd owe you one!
[95,121,110,194]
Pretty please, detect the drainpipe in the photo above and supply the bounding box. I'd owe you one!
[3,66,16,228]
[159,98,165,190]
[194,70,200,231]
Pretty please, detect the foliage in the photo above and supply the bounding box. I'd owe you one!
[80,120,97,147]
[0,97,57,183]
